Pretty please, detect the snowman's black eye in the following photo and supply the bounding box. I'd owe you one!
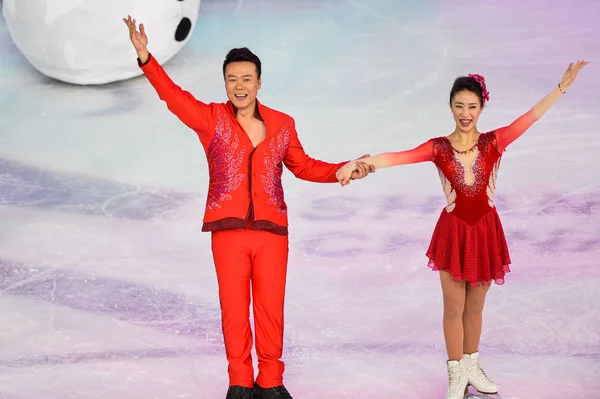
[175,17,192,41]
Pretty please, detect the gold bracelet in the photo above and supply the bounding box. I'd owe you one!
[558,83,566,94]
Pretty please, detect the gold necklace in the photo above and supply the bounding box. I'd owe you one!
[450,135,479,154]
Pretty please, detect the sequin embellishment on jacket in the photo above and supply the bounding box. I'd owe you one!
[206,110,247,211]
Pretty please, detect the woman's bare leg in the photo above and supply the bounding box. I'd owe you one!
[439,271,467,360]
[463,283,490,354]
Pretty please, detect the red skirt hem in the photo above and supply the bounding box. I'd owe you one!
[427,258,510,287]
[425,208,511,287]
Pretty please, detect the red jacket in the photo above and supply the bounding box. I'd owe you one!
[140,55,347,235]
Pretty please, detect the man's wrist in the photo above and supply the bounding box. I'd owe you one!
[137,50,150,65]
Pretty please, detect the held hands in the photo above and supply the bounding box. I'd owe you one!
[123,15,149,63]
[336,154,375,186]
[560,60,589,92]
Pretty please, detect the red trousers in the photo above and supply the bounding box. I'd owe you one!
[211,229,289,388]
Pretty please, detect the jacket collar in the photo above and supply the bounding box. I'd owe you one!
[226,99,281,139]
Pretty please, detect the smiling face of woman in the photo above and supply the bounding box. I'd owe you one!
[450,90,483,133]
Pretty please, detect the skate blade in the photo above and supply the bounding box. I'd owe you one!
[464,393,501,399]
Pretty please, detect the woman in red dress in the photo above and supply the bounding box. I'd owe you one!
[337,60,588,399]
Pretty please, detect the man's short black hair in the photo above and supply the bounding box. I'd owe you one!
[223,47,262,79]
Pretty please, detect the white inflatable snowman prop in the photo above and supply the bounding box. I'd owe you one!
[2,0,201,85]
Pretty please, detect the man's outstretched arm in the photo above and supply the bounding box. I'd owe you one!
[123,15,212,134]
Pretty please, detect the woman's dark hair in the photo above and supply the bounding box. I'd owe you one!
[223,47,262,79]
[449,75,488,107]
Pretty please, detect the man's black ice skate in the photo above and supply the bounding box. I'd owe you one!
[226,385,253,399]
[253,382,293,399]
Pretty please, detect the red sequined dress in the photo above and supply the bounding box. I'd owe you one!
[381,111,538,286]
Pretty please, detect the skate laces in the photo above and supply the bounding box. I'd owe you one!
[467,358,494,383]
[447,362,465,390]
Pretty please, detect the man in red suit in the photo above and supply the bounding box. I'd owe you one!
[124,16,374,399]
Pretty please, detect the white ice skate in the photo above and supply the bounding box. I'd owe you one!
[463,352,498,395]
[446,359,468,399]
